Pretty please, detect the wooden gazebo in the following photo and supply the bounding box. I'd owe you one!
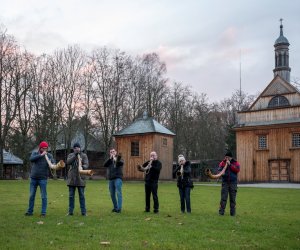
[114,113,175,180]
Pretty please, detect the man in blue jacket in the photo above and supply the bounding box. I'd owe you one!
[25,141,55,217]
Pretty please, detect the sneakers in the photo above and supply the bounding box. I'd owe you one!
[40,214,46,217]
[24,212,33,216]
[66,213,73,216]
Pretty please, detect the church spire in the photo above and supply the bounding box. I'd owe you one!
[273,18,291,83]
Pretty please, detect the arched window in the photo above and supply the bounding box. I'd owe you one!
[268,95,290,108]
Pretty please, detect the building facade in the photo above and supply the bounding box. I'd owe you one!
[235,22,300,182]
[114,112,175,180]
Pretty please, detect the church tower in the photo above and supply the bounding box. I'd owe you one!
[273,19,291,82]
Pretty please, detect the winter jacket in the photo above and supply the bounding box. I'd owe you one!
[143,160,162,183]
[104,155,124,180]
[173,161,194,189]
[66,152,89,187]
[218,158,240,183]
[30,151,55,179]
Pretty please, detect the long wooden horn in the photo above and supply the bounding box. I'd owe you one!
[205,164,228,179]
[79,169,94,176]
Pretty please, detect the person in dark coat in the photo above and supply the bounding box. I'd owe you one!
[66,142,89,216]
[218,151,240,216]
[104,148,124,213]
[173,154,193,213]
[25,141,55,217]
[138,151,162,213]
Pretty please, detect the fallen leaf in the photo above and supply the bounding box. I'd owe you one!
[36,221,44,225]
[178,222,183,225]
[100,241,110,245]
[57,222,63,225]
[145,217,151,221]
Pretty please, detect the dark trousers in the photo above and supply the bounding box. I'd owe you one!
[179,187,191,213]
[145,182,159,212]
[219,182,237,215]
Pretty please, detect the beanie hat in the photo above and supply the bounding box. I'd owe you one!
[39,141,48,149]
[178,154,185,163]
[225,151,233,157]
[73,142,81,148]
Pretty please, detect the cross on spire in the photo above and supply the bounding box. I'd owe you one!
[279,18,283,26]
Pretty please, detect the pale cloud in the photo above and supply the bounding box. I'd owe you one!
[0,0,299,102]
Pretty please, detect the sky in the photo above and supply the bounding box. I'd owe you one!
[1,0,300,102]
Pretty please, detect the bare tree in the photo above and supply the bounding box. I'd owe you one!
[13,51,36,177]
[53,46,85,156]
[91,48,128,153]
[0,28,21,177]
[140,53,169,122]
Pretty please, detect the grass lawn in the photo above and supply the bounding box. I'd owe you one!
[0,180,299,249]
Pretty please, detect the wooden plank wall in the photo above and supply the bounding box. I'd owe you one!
[237,126,300,182]
[236,131,254,182]
[115,133,174,180]
[238,106,300,124]
[153,134,173,179]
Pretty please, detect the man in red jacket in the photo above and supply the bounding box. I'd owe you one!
[218,151,240,216]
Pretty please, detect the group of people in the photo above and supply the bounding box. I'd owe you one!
[25,141,240,217]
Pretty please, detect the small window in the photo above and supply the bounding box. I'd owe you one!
[268,95,290,108]
[258,135,267,149]
[292,133,300,148]
[162,138,167,147]
[131,141,140,156]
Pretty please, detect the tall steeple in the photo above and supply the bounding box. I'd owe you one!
[273,18,291,82]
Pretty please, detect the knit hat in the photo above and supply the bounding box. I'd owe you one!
[73,142,81,148]
[178,154,185,163]
[39,141,48,149]
[225,151,233,157]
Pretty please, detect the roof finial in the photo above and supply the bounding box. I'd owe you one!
[279,18,283,36]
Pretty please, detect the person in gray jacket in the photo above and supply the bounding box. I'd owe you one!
[25,141,55,217]
[66,142,89,216]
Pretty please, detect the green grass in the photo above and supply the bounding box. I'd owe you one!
[0,180,300,249]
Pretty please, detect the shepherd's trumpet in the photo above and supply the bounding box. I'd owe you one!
[45,155,66,170]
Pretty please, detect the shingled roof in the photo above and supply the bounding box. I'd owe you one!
[114,113,175,136]
[2,150,23,165]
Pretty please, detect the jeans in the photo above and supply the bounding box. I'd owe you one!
[26,178,48,215]
[69,186,86,215]
[109,178,123,211]
[179,187,191,213]
[219,182,237,215]
[145,182,159,212]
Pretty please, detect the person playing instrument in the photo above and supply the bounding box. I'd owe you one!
[66,142,89,216]
[173,154,193,213]
[218,151,240,216]
[139,151,162,213]
[104,148,124,213]
[25,141,55,217]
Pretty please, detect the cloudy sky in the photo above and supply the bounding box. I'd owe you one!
[1,0,299,102]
